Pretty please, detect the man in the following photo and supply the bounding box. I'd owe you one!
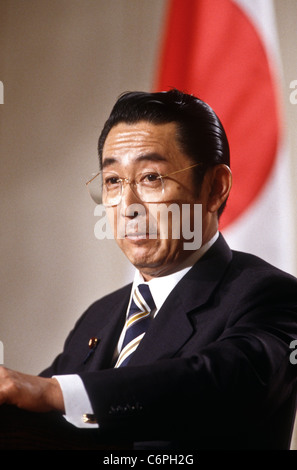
[0,89,297,450]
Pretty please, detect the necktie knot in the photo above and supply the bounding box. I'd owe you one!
[128,284,156,317]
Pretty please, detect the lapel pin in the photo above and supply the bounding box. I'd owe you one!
[89,337,99,349]
[83,337,100,364]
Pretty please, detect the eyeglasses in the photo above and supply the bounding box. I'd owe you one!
[86,163,202,206]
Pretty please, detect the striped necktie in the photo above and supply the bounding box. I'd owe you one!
[115,284,156,368]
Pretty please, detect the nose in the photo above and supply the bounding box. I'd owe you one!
[120,180,140,218]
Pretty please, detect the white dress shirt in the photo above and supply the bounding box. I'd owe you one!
[54,232,219,428]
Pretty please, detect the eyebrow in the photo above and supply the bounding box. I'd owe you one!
[102,153,168,169]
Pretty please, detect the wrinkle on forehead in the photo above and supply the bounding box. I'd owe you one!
[107,128,157,147]
[102,121,180,168]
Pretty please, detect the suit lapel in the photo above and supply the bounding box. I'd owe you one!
[83,286,131,370]
[128,234,233,366]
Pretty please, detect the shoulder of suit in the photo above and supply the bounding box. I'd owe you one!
[230,249,297,284]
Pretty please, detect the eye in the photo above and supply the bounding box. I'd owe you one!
[140,173,161,185]
[104,175,121,188]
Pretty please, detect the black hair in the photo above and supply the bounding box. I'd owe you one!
[98,89,230,216]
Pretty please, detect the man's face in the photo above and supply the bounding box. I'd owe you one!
[102,121,209,279]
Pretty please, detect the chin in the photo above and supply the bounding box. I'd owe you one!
[127,253,159,270]
[120,238,159,260]
[124,248,162,271]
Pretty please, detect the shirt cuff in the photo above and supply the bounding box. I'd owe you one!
[53,374,99,428]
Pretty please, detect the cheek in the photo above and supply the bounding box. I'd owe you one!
[106,207,116,226]
[148,204,181,239]
[106,207,125,239]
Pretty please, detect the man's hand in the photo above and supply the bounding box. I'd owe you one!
[0,366,65,413]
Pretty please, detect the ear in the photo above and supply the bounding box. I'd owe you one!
[206,164,232,213]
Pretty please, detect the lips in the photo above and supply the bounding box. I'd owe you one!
[117,218,158,240]
[126,232,147,239]
[125,231,158,240]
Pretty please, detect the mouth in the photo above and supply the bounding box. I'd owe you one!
[125,231,158,241]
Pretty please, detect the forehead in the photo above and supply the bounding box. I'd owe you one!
[102,121,186,168]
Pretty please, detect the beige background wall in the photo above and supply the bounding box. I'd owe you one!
[0,0,297,446]
[0,0,166,374]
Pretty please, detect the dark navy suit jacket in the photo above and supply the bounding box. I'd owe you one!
[41,234,297,449]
